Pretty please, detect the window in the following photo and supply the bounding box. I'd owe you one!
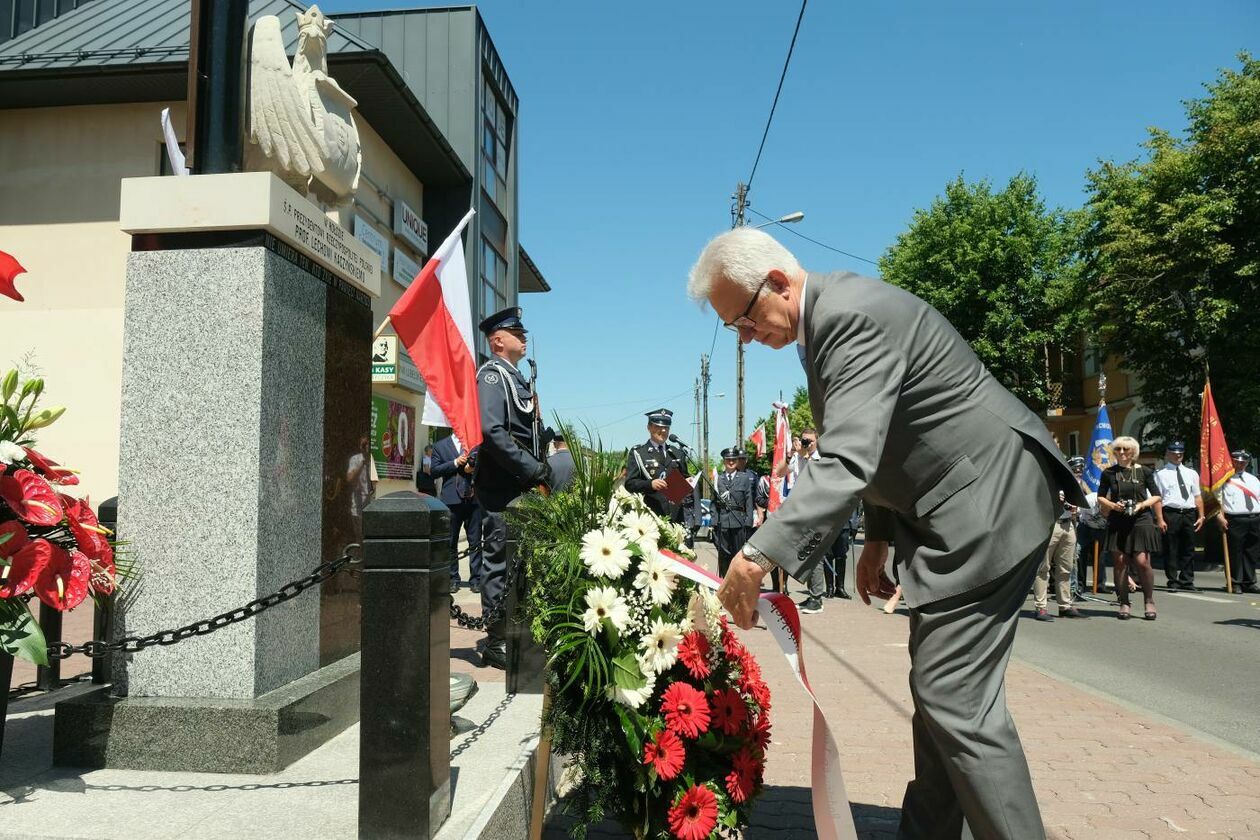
[1069,432,1079,458]
[1083,341,1102,377]
[481,78,510,208]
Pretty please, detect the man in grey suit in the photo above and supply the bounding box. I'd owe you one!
[689,227,1082,840]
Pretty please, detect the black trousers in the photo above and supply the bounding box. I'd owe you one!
[1225,513,1260,588]
[1076,524,1107,591]
[1160,507,1197,586]
[825,530,851,594]
[478,488,522,642]
[715,525,753,577]
[448,500,483,586]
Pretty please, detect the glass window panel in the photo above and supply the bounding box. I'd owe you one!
[482,166,496,203]
[480,201,508,254]
[496,140,507,176]
[16,0,33,32]
[496,175,507,202]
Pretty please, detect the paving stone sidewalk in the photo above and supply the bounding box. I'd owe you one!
[546,544,1260,839]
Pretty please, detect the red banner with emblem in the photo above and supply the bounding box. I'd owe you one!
[1199,379,1234,494]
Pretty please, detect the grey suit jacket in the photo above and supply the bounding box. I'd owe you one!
[748,272,1084,608]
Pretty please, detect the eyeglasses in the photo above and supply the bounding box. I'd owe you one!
[800,438,815,446]
[723,278,769,332]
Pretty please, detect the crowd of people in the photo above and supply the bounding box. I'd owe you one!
[1031,438,1260,624]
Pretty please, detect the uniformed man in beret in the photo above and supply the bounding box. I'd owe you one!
[625,409,688,520]
[713,446,762,577]
[474,306,552,668]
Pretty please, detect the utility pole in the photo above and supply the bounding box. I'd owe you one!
[732,182,749,446]
[701,354,712,477]
[694,376,702,454]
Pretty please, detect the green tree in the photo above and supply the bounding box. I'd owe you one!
[878,173,1085,407]
[1082,53,1260,451]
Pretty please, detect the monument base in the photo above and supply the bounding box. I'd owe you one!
[52,654,359,774]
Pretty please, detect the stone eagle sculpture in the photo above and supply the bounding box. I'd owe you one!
[245,5,361,204]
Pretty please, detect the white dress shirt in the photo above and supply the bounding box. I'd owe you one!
[1220,471,1260,515]
[1153,463,1201,511]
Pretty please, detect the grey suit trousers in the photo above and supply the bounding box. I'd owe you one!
[899,542,1048,840]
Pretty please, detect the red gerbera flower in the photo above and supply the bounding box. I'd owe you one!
[677,631,711,680]
[740,673,772,712]
[710,687,748,736]
[642,728,686,780]
[0,530,44,598]
[0,469,64,525]
[23,447,78,485]
[726,748,760,803]
[661,681,711,739]
[747,713,772,751]
[34,544,90,611]
[667,784,718,840]
[721,626,742,660]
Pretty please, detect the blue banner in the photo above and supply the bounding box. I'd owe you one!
[1083,403,1113,492]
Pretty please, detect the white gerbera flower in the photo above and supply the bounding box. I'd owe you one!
[580,528,632,578]
[633,551,678,606]
[581,586,630,635]
[638,617,683,674]
[618,510,660,545]
[0,440,25,465]
[606,670,656,709]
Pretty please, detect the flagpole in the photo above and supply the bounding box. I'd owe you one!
[1222,532,1233,594]
[1092,542,1099,595]
[372,317,391,341]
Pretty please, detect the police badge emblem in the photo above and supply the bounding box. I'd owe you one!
[485,372,500,384]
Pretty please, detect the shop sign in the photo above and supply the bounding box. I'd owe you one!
[354,215,390,272]
[392,246,422,289]
[393,199,429,256]
[372,335,425,393]
[370,394,415,480]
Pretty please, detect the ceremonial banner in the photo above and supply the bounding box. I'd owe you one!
[1083,401,1113,493]
[663,550,858,840]
[1200,379,1234,493]
[388,209,482,450]
[768,403,792,512]
[749,425,767,458]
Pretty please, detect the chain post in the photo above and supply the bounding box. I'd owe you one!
[35,602,62,690]
[505,498,544,694]
[93,496,118,685]
[359,490,451,840]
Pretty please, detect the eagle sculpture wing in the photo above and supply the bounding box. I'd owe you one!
[247,16,327,177]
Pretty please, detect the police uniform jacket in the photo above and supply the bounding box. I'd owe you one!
[475,357,544,508]
[714,468,760,529]
[625,441,686,516]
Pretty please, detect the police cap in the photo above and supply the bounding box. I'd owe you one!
[1067,456,1086,470]
[1166,441,1186,453]
[1231,449,1251,462]
[479,306,527,336]
[721,446,742,460]
[646,408,673,428]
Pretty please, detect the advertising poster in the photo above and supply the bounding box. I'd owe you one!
[370,395,415,479]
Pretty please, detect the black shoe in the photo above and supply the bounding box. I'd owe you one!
[1181,583,1200,592]
[480,639,507,670]
[797,597,824,615]
[1165,581,1180,590]
[450,580,461,592]
[835,588,853,600]
[1241,584,1260,594]
[1034,608,1054,622]
[470,582,482,594]
[1059,607,1083,618]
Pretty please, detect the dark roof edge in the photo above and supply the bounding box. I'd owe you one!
[519,244,551,293]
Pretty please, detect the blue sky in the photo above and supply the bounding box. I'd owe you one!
[334,0,1258,452]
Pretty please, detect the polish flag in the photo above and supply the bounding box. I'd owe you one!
[749,425,767,458]
[388,209,482,450]
[768,403,791,513]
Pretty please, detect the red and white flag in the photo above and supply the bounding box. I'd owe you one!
[749,424,767,458]
[768,403,791,513]
[387,209,482,450]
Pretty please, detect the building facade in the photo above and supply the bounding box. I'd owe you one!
[1043,339,1153,460]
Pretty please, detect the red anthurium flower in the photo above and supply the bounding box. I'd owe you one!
[62,495,110,559]
[667,784,718,840]
[642,728,686,780]
[710,687,748,736]
[0,469,64,525]
[0,535,50,598]
[677,630,711,680]
[0,250,27,302]
[0,519,30,556]
[34,545,90,611]
[661,681,711,739]
[725,748,760,803]
[23,448,78,485]
[88,543,116,595]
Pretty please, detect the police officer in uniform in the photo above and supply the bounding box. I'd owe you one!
[1217,449,1260,594]
[474,307,552,669]
[713,446,761,577]
[1153,441,1204,591]
[625,409,688,520]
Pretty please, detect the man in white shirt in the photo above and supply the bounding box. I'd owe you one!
[1153,441,1205,591]
[1216,449,1260,594]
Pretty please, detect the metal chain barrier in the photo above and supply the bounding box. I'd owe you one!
[46,544,363,661]
[448,545,522,631]
[449,691,516,760]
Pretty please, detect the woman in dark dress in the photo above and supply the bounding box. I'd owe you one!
[1097,436,1165,620]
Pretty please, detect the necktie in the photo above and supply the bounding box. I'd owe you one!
[1175,467,1188,501]
[1246,478,1255,512]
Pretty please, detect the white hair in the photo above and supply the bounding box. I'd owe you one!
[687,227,803,302]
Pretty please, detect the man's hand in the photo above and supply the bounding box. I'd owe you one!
[455,453,469,467]
[1159,518,1168,533]
[717,554,766,630]
[651,478,668,491]
[1194,515,1205,532]
[855,540,897,606]
[1218,513,1229,532]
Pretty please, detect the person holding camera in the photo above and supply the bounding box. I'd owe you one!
[1097,436,1164,620]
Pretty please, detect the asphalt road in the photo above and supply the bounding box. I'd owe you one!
[1011,565,1260,756]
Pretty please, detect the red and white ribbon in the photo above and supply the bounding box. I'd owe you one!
[662,550,858,840]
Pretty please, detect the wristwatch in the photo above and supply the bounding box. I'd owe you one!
[741,543,777,573]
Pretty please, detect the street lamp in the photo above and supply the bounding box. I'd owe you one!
[753,211,805,229]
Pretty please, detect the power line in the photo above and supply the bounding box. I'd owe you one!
[747,0,808,190]
[591,389,695,430]
[748,207,879,266]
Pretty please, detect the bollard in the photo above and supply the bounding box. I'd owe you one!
[0,652,11,760]
[505,498,544,694]
[359,490,451,840]
[93,497,118,686]
[35,603,62,690]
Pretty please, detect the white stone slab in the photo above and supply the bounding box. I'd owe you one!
[120,172,381,298]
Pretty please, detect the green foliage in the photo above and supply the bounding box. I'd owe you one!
[0,598,48,666]
[1081,53,1260,450]
[878,173,1085,408]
